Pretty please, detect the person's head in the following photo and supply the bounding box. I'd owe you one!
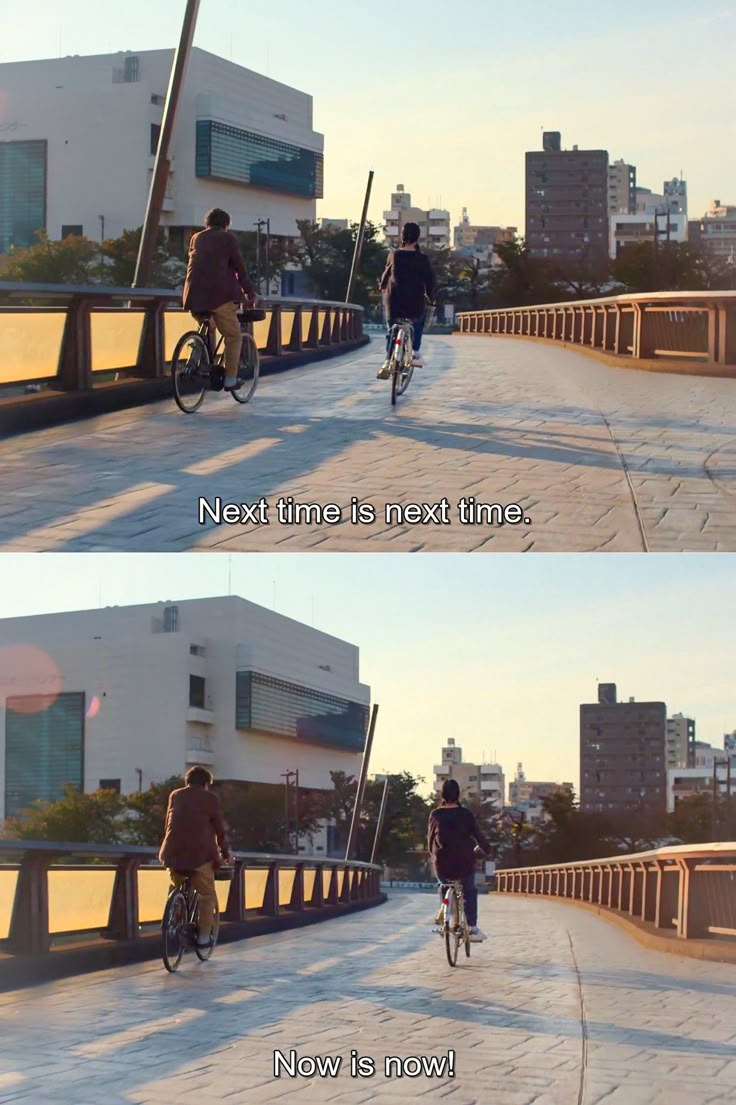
[401,222,421,248]
[185,766,213,789]
[205,208,231,231]
[441,779,461,805]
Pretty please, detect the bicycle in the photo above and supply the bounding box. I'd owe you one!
[171,307,264,414]
[439,880,471,967]
[384,301,435,406]
[161,872,223,972]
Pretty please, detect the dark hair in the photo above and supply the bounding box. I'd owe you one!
[186,766,213,787]
[205,208,231,230]
[401,222,421,246]
[441,778,460,803]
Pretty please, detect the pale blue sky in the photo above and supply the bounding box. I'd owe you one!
[2,1,734,230]
[1,554,733,795]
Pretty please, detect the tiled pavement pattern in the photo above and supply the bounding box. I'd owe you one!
[1,893,735,1105]
[2,336,736,552]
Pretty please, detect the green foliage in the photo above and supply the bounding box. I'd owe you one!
[123,776,184,846]
[216,779,322,854]
[2,783,126,844]
[295,220,387,308]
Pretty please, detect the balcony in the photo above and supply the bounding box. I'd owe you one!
[434,764,450,776]
[186,706,215,725]
[186,747,214,765]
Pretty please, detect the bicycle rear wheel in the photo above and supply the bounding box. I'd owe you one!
[444,889,461,967]
[194,904,220,961]
[172,332,208,413]
[231,333,259,404]
[162,890,188,972]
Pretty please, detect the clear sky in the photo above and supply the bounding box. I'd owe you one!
[2,1,734,231]
[1,554,733,796]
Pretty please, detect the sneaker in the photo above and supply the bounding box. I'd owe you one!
[196,936,213,948]
[223,377,243,391]
[377,360,391,380]
[411,354,423,367]
[468,926,487,942]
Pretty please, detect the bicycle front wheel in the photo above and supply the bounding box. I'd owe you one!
[231,333,260,404]
[162,890,188,972]
[444,889,461,967]
[396,355,414,397]
[194,904,220,961]
[172,332,208,414]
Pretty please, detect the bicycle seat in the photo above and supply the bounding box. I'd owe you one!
[192,313,211,324]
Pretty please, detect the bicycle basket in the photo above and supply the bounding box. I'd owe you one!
[239,308,267,323]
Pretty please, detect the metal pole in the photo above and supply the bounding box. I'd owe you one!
[293,769,299,854]
[133,0,200,287]
[254,222,262,291]
[282,771,290,851]
[712,758,719,841]
[345,703,379,861]
[369,776,389,865]
[265,218,271,295]
[345,169,374,304]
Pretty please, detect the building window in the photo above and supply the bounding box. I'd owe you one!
[151,94,165,106]
[0,140,47,254]
[4,691,85,818]
[235,671,368,751]
[99,778,121,793]
[150,124,161,157]
[189,675,206,709]
[61,224,83,239]
[196,120,324,199]
[124,56,140,83]
[163,605,179,632]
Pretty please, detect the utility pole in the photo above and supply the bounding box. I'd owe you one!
[345,704,379,861]
[712,758,720,842]
[254,220,267,293]
[346,170,374,304]
[133,0,200,287]
[265,217,271,294]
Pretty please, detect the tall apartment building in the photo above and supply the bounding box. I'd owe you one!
[666,713,695,769]
[608,159,637,215]
[580,682,667,815]
[0,48,324,253]
[0,597,370,855]
[383,184,450,251]
[525,131,609,271]
[689,200,736,264]
[433,739,505,809]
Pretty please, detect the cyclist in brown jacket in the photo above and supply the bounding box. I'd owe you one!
[182,208,257,391]
[159,766,232,949]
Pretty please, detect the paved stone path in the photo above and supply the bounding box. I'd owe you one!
[1,893,735,1105]
[2,337,736,551]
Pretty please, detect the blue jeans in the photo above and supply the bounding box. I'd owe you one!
[386,313,425,356]
[438,876,478,927]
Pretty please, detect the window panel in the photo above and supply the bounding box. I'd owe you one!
[236,671,367,751]
[196,120,324,200]
[4,692,85,817]
[0,140,47,253]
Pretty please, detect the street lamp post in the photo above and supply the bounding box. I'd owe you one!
[254,220,269,293]
[281,769,299,852]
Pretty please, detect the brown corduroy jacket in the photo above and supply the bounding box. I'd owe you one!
[159,785,230,872]
[182,227,255,313]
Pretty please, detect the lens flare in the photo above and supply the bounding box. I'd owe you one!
[0,644,62,714]
[86,695,101,720]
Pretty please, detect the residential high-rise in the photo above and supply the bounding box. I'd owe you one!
[525,130,609,271]
[433,738,504,809]
[689,200,736,264]
[608,159,637,215]
[580,682,667,815]
[383,185,450,251]
[666,713,696,769]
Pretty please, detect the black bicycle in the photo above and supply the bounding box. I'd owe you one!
[162,873,222,972]
[439,880,471,967]
[171,308,264,414]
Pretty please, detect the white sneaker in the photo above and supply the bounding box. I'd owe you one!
[377,360,391,380]
[411,354,423,367]
[468,927,487,942]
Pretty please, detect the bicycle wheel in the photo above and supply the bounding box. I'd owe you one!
[444,889,461,967]
[162,889,188,972]
[172,332,208,413]
[194,904,220,961]
[396,349,414,397]
[390,328,405,406]
[231,332,259,404]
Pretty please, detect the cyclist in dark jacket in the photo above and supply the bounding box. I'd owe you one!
[428,778,492,941]
[377,221,435,378]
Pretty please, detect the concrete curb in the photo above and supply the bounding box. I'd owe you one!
[0,893,387,993]
[507,892,736,964]
[457,332,736,379]
[0,336,371,438]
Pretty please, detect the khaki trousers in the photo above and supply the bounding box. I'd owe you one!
[168,862,217,939]
[211,301,243,376]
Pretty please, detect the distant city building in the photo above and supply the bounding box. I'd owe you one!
[689,200,736,264]
[433,738,505,809]
[453,208,516,267]
[525,130,609,271]
[609,212,688,259]
[580,682,667,815]
[0,48,324,254]
[608,159,637,215]
[507,762,573,804]
[667,737,736,811]
[666,713,696,770]
[0,597,370,858]
[383,184,450,251]
[320,218,349,230]
[725,731,736,754]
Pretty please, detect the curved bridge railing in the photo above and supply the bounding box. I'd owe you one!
[0,839,383,958]
[497,841,736,943]
[457,290,736,369]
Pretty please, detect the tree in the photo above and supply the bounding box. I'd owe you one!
[233,230,294,292]
[216,780,322,854]
[100,227,184,288]
[295,220,387,308]
[2,783,126,844]
[0,231,99,286]
[489,236,560,308]
[361,772,432,867]
[123,776,183,846]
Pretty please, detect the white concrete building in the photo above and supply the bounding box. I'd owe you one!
[609,211,688,259]
[666,713,695,769]
[690,200,736,264]
[383,185,450,251]
[608,159,637,215]
[0,48,324,253]
[0,597,370,847]
[433,738,504,809]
